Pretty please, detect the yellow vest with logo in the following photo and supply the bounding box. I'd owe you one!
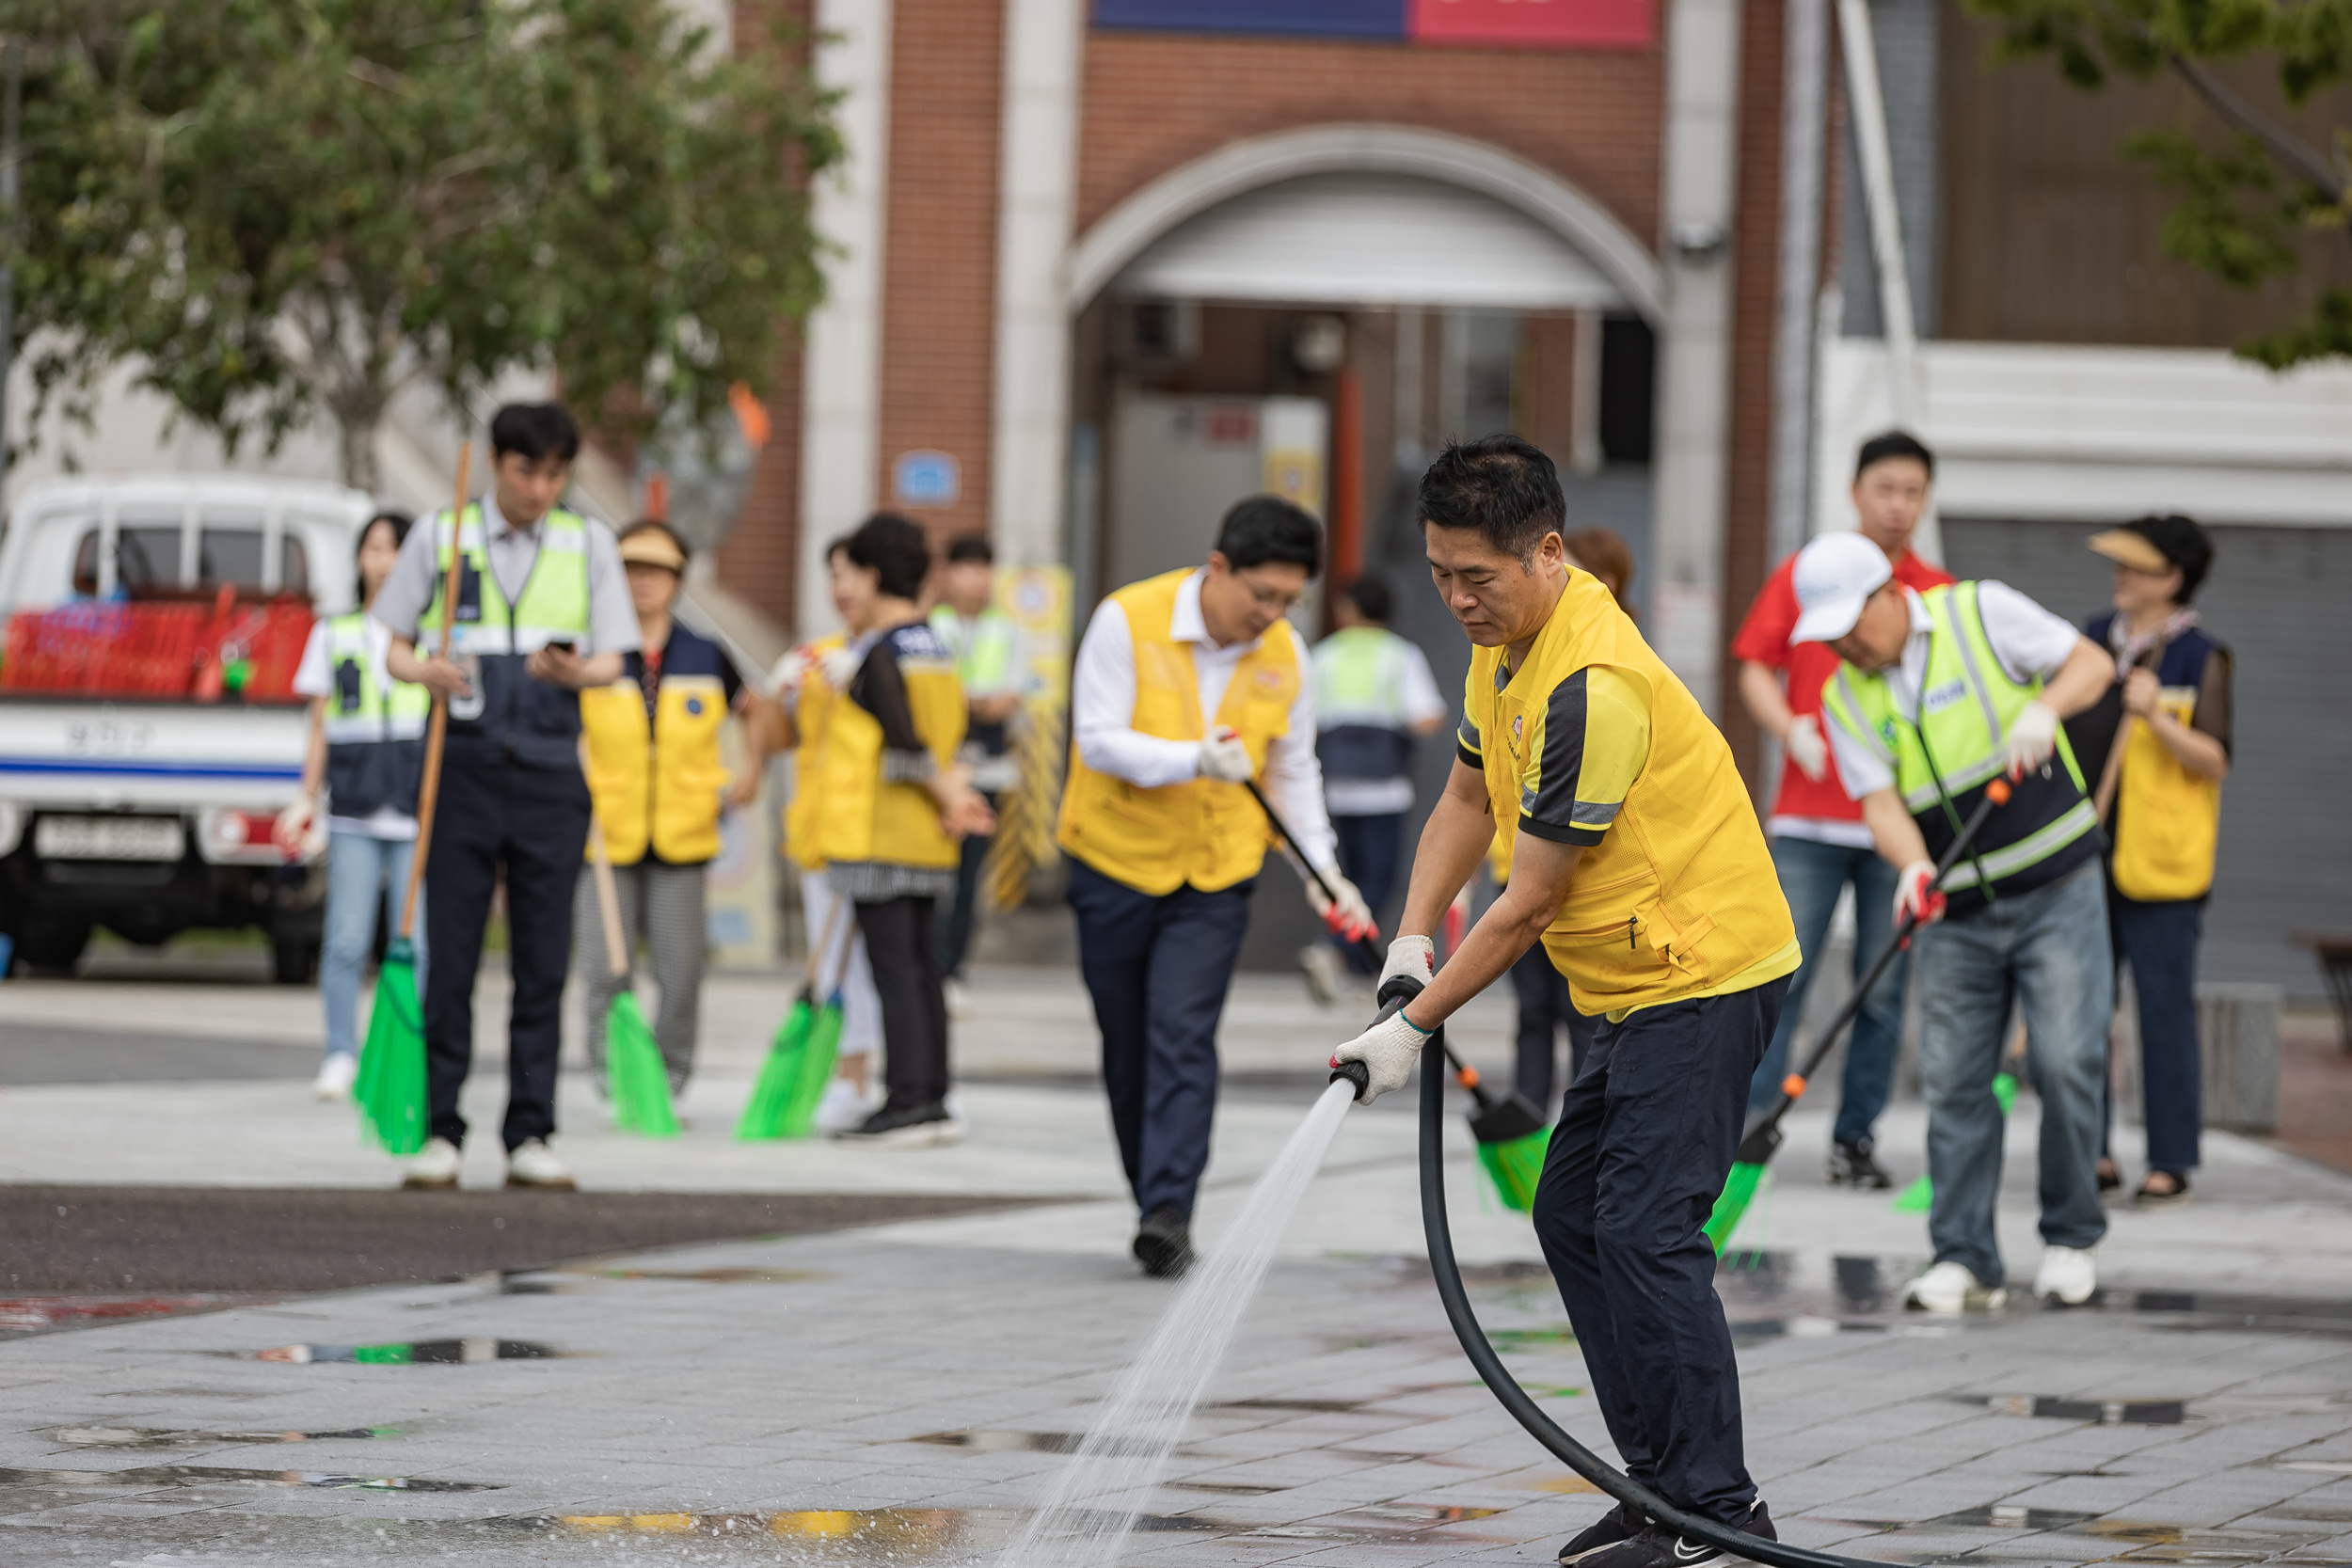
[1475,570,1794,1016]
[579,667,732,867]
[808,625,966,873]
[2113,688,2220,901]
[784,634,846,872]
[1057,569,1301,896]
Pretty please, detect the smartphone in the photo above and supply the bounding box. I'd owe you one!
[543,640,576,656]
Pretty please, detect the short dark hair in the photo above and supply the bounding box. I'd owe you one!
[847,512,930,600]
[1854,429,1934,481]
[1343,577,1392,624]
[1417,436,1565,562]
[489,403,581,465]
[946,534,994,566]
[355,510,411,600]
[2123,514,2216,603]
[1214,495,1322,576]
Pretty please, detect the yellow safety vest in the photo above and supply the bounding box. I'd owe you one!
[2113,687,2220,901]
[1057,569,1301,896]
[1473,570,1795,1016]
[784,633,845,872]
[808,624,966,872]
[579,660,732,867]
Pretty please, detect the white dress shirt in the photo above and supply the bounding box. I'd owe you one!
[1825,581,2088,800]
[1072,570,1338,873]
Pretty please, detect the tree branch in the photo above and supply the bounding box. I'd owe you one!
[2170,54,2348,198]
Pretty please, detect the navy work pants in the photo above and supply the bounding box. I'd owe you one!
[1532,975,1788,1527]
[2106,889,2205,1177]
[1067,857,1254,1219]
[1329,811,1406,974]
[423,753,593,1152]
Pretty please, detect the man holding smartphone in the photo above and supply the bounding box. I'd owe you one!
[376,403,642,1191]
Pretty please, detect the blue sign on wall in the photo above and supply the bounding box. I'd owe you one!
[893,449,961,509]
[1093,0,1406,39]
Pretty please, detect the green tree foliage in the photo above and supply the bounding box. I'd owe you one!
[8,0,838,490]
[1967,0,2352,366]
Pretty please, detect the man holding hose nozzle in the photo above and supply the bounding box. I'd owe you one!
[1333,436,1798,1568]
[1792,531,2117,1312]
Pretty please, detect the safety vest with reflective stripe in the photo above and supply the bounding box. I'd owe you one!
[1312,626,1417,781]
[414,504,595,771]
[1819,581,2101,916]
[322,610,431,819]
[579,626,734,866]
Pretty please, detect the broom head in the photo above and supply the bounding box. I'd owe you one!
[775,998,846,1139]
[1474,1132,1547,1212]
[355,938,428,1155]
[1891,1071,2019,1213]
[1467,1087,1546,1147]
[736,993,815,1141]
[1706,1160,1768,1254]
[605,990,678,1136]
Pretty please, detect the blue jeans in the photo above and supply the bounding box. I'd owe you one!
[1330,812,1406,974]
[1915,859,2111,1287]
[2106,891,2204,1176]
[1747,835,1906,1147]
[322,829,426,1062]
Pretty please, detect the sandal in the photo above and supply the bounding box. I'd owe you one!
[2134,1171,2191,1208]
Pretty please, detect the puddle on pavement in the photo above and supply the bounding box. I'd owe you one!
[1487,1326,1578,1348]
[904,1429,1087,1454]
[507,1506,1215,1549]
[0,1465,492,1492]
[1984,1394,2186,1424]
[501,1266,825,1294]
[1931,1506,2099,1530]
[47,1425,394,1448]
[1336,1503,1501,1523]
[235,1338,568,1363]
[1210,1396,1370,1413]
[0,1292,279,1339]
[1166,1481,1285,1495]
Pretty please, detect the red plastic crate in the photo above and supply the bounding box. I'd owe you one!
[2,603,208,695]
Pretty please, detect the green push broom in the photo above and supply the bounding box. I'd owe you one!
[580,751,677,1137]
[1241,780,1553,1212]
[356,444,471,1156]
[1891,1053,2022,1213]
[736,903,850,1140]
[1705,775,2013,1254]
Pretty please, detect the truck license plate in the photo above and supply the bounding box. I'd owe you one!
[34,816,185,862]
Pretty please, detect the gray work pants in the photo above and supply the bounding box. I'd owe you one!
[575,859,708,1088]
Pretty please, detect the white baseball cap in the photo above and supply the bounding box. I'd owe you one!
[1788,531,1894,644]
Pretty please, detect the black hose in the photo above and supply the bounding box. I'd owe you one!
[1406,1037,1905,1568]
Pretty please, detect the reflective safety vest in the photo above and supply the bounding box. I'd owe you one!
[1312,626,1417,781]
[784,633,847,872]
[322,610,431,820]
[1057,569,1300,896]
[413,504,595,771]
[806,622,965,872]
[1470,569,1795,1016]
[578,626,734,866]
[1820,581,2101,916]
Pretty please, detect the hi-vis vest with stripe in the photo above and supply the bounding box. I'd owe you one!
[1474,569,1794,1016]
[322,610,431,820]
[1820,581,2100,915]
[414,504,594,770]
[784,633,847,872]
[579,629,733,867]
[1313,626,1416,781]
[1057,569,1301,896]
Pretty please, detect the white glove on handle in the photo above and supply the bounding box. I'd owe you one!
[2002,701,2059,778]
[1197,730,1254,783]
[1784,713,1830,783]
[1306,870,1376,944]
[1330,1006,1435,1105]
[1894,859,1946,927]
[818,644,863,691]
[1379,936,1434,999]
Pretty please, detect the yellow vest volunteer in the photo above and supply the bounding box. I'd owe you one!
[1460,567,1798,1019]
[810,622,966,873]
[1057,568,1302,896]
[578,624,738,866]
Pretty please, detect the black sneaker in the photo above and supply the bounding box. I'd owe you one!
[1133,1204,1195,1279]
[834,1101,960,1148]
[1559,1502,1649,1563]
[1825,1137,1893,1190]
[1580,1502,1773,1568]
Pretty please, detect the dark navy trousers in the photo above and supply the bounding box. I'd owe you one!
[1067,857,1255,1219]
[1532,974,1788,1526]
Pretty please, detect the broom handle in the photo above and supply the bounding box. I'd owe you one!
[397,442,471,942]
[806,897,847,993]
[577,736,630,981]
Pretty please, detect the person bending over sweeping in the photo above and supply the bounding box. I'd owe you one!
[1331,436,1797,1568]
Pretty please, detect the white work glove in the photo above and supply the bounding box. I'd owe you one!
[2001,701,2059,779]
[1305,870,1375,945]
[1894,859,1947,928]
[771,644,814,694]
[1378,935,1435,1000]
[1197,729,1254,783]
[1330,1006,1436,1105]
[819,643,863,690]
[1784,713,1830,782]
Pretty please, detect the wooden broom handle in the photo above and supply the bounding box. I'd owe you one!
[580,735,630,980]
[397,442,470,941]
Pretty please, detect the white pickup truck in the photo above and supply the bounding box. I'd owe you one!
[0,474,372,979]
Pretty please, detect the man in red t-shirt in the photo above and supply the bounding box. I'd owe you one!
[1731,431,1954,1189]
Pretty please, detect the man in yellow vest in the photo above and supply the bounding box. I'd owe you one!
[1332,436,1797,1568]
[377,403,643,1192]
[1060,496,1374,1277]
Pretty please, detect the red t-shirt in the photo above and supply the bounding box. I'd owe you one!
[1730,546,1955,823]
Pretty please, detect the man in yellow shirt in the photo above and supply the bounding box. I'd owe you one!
[1333,436,1796,1568]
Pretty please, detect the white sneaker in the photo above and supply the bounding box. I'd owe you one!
[943,976,971,1019]
[1902,1260,2007,1314]
[811,1079,878,1133]
[401,1136,463,1190]
[312,1053,358,1102]
[1297,942,1343,1006]
[2034,1245,2097,1306]
[505,1138,576,1191]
